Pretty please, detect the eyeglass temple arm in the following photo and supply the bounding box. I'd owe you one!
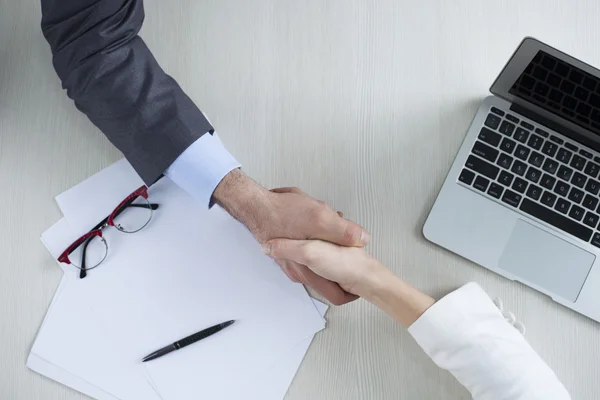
[79,236,94,279]
[129,203,159,210]
[111,201,159,222]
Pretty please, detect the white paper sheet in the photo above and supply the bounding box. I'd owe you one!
[28,272,328,400]
[27,354,118,400]
[30,270,161,400]
[45,176,326,399]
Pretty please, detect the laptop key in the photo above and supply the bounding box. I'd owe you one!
[571,172,587,188]
[580,149,593,159]
[555,198,571,214]
[535,127,549,137]
[472,141,499,163]
[583,212,600,228]
[550,135,564,145]
[478,128,502,147]
[565,142,579,152]
[506,114,520,123]
[514,145,530,161]
[525,167,542,183]
[528,151,545,168]
[526,184,542,201]
[484,114,501,130]
[582,194,599,211]
[540,174,556,190]
[498,170,514,186]
[511,160,527,176]
[568,187,584,203]
[585,179,600,195]
[499,121,515,136]
[487,183,504,199]
[541,191,557,207]
[490,107,505,117]
[500,138,517,154]
[520,199,592,241]
[541,141,558,157]
[465,155,499,180]
[521,121,535,130]
[570,154,587,170]
[591,233,600,248]
[542,159,559,174]
[513,128,530,143]
[502,189,522,208]
[497,153,513,169]
[569,205,585,221]
[527,134,544,150]
[554,181,570,197]
[459,169,475,185]
[557,165,573,181]
[473,176,490,192]
[556,148,572,164]
[512,178,528,194]
[584,161,600,178]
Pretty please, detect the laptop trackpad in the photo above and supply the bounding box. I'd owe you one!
[498,220,595,302]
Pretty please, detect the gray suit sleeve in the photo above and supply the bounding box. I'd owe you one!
[40,0,214,184]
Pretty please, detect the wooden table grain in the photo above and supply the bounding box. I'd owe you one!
[1,0,600,399]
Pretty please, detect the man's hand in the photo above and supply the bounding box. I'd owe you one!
[213,169,370,305]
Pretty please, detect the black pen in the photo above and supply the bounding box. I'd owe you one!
[142,320,235,362]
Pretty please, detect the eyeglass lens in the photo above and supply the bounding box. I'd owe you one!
[69,235,108,271]
[112,196,154,233]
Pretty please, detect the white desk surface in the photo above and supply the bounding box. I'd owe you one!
[2,0,600,399]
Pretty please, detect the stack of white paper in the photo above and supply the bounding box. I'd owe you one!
[29,159,328,400]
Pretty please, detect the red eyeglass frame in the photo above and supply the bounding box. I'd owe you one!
[57,186,150,265]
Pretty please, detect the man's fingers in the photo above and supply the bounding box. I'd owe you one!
[276,259,302,283]
[285,261,358,306]
[270,187,304,195]
[317,212,370,247]
[262,239,315,266]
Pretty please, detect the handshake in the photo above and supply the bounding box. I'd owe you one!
[214,169,373,305]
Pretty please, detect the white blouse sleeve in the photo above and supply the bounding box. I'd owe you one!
[407,282,570,400]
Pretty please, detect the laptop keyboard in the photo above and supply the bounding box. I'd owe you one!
[459,106,600,247]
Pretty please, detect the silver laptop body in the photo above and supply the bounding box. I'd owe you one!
[425,37,600,322]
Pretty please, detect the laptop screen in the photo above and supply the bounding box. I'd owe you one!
[509,50,600,137]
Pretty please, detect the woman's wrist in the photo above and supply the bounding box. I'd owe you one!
[357,260,394,300]
[362,264,435,327]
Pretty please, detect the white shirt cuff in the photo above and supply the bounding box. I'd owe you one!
[408,283,570,400]
[165,133,241,208]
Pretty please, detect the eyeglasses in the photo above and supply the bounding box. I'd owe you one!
[57,186,159,279]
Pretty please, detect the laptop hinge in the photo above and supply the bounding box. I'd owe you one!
[510,103,600,154]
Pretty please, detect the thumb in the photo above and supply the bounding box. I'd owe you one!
[316,213,370,247]
[262,239,315,266]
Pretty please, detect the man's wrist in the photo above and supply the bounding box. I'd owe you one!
[212,169,270,236]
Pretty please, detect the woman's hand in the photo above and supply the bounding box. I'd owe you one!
[263,239,435,324]
[262,239,383,298]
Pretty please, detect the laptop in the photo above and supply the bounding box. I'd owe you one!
[424,37,600,322]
